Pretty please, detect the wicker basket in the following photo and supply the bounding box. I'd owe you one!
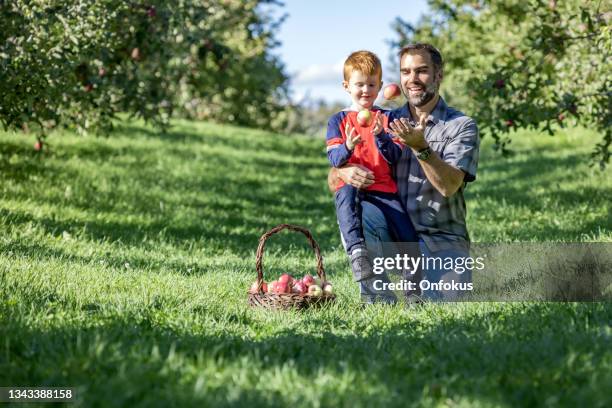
[248,224,336,310]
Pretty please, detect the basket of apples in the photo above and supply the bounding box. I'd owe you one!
[248,224,335,310]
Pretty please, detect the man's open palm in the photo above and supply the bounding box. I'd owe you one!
[389,112,428,150]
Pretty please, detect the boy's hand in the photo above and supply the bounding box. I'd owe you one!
[371,111,384,136]
[345,122,362,150]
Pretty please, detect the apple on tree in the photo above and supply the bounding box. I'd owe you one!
[131,47,141,61]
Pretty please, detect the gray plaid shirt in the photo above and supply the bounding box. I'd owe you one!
[389,97,480,252]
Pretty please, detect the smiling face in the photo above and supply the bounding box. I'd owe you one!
[343,70,382,110]
[399,50,442,107]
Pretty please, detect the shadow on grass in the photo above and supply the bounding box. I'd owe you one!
[0,133,339,255]
[114,122,324,160]
[468,152,611,239]
[0,299,609,406]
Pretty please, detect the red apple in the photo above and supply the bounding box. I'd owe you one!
[147,6,157,18]
[293,281,307,294]
[268,280,278,294]
[322,283,333,295]
[249,281,263,294]
[302,275,315,287]
[34,140,43,151]
[557,113,565,122]
[84,83,93,92]
[276,281,289,294]
[308,284,322,297]
[505,119,514,127]
[356,110,372,127]
[131,47,141,61]
[383,83,401,100]
[278,274,293,285]
[98,67,107,77]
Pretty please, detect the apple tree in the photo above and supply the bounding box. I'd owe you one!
[390,0,611,167]
[0,0,289,146]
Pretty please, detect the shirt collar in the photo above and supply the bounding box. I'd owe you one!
[429,97,448,125]
[402,96,448,126]
[344,104,383,112]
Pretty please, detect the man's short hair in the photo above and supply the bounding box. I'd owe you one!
[343,50,382,82]
[398,43,444,74]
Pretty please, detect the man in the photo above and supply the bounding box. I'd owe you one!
[328,43,480,303]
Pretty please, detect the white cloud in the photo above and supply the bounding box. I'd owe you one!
[292,61,344,85]
[290,84,347,104]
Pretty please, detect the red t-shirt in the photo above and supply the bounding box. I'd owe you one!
[326,108,400,193]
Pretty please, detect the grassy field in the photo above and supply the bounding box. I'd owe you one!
[0,119,610,407]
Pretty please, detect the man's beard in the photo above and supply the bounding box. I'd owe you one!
[406,82,438,107]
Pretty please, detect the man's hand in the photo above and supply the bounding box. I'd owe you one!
[345,122,362,150]
[327,164,375,193]
[389,112,429,151]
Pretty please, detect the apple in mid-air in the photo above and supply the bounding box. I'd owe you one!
[383,83,401,100]
[356,110,372,127]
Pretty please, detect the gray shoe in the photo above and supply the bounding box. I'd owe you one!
[350,246,375,282]
[404,293,425,308]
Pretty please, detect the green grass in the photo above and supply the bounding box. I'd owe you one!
[0,120,610,407]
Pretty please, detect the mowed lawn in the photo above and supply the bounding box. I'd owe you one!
[0,119,610,407]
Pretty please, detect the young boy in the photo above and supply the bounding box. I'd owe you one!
[326,50,419,284]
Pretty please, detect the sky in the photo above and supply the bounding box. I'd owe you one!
[273,0,429,105]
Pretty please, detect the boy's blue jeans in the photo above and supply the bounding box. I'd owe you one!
[335,184,418,255]
[359,201,472,303]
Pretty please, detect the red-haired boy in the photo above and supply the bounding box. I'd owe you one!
[327,50,419,284]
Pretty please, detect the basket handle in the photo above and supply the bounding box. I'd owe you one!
[255,224,326,291]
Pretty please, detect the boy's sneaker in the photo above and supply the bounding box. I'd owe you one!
[350,246,375,282]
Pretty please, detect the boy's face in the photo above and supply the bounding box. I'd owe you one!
[343,70,382,109]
